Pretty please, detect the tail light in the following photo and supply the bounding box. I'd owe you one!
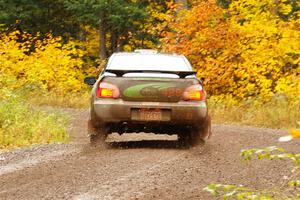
[183,84,206,101]
[96,82,120,99]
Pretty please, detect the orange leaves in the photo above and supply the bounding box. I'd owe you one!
[162,1,241,96]
[162,0,300,101]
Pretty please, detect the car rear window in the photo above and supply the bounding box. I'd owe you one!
[107,54,192,71]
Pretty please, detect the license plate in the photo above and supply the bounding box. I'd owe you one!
[138,109,162,121]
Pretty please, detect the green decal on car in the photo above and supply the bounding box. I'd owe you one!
[123,83,174,98]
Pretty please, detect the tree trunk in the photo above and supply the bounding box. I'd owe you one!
[77,28,87,42]
[272,0,279,16]
[110,31,118,54]
[175,0,188,10]
[99,21,107,59]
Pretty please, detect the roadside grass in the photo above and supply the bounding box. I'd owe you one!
[209,96,300,129]
[0,94,69,149]
[27,91,90,109]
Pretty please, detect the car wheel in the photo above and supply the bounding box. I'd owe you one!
[202,115,212,140]
[88,119,107,145]
[190,130,205,146]
[177,130,192,147]
[191,115,212,145]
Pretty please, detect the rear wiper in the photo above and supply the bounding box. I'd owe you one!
[105,69,196,78]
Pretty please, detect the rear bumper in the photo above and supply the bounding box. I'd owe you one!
[92,99,208,126]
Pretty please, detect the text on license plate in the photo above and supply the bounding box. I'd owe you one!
[139,109,162,121]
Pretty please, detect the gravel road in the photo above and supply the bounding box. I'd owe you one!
[0,110,299,200]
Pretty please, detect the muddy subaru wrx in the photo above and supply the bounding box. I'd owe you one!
[84,50,211,145]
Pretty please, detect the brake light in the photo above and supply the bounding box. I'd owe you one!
[183,84,206,101]
[97,82,120,99]
[98,88,113,98]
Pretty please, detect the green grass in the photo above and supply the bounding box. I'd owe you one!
[0,95,69,149]
[209,96,300,129]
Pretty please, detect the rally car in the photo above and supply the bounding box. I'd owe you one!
[84,50,211,145]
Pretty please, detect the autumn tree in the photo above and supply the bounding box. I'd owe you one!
[162,0,300,100]
[163,0,241,97]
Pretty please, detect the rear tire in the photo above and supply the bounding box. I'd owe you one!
[191,115,212,145]
[178,131,191,147]
[190,130,205,146]
[88,120,107,145]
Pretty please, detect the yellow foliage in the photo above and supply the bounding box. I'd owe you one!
[0,31,92,94]
[77,25,99,59]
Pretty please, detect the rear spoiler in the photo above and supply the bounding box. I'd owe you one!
[105,69,196,78]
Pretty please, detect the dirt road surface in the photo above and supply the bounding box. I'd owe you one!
[0,110,299,200]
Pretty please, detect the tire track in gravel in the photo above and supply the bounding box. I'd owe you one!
[72,148,197,200]
[0,146,186,199]
[0,145,79,176]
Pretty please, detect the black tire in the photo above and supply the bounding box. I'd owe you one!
[202,115,212,140]
[190,130,205,146]
[191,115,212,146]
[88,119,107,145]
[178,131,191,147]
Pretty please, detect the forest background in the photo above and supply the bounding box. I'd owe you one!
[0,0,299,148]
